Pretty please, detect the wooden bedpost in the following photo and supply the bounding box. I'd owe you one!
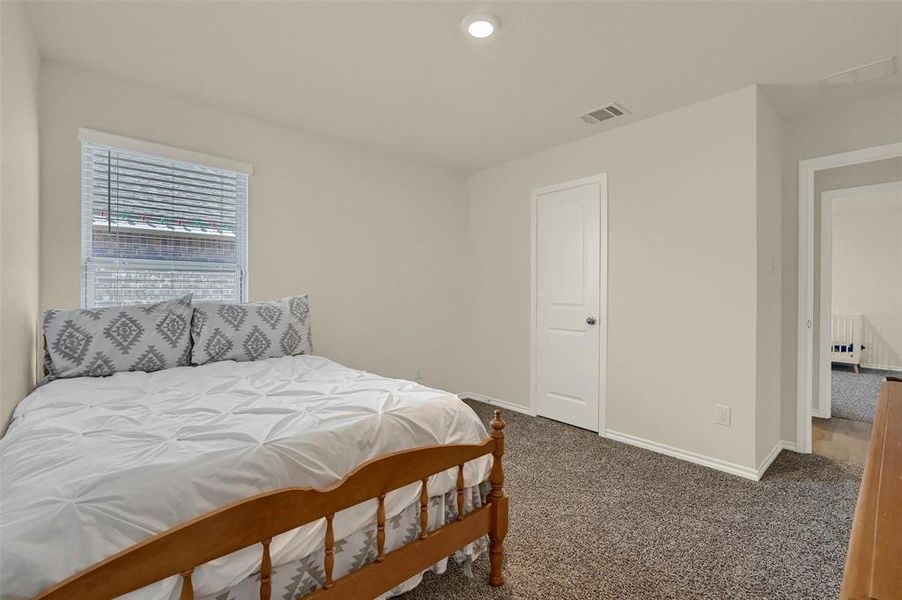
[488,410,508,587]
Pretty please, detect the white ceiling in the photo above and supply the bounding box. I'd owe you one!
[25,1,902,172]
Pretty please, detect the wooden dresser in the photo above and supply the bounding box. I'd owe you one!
[840,377,902,599]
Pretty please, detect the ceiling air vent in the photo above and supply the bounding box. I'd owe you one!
[819,57,896,86]
[577,102,630,125]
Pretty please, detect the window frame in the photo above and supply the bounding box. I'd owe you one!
[79,129,252,308]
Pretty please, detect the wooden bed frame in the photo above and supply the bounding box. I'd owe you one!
[33,411,508,600]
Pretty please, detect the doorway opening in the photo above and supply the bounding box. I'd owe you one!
[812,181,902,464]
[797,142,902,455]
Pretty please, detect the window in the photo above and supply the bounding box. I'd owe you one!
[80,130,250,308]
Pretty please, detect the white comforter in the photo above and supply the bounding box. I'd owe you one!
[0,355,491,599]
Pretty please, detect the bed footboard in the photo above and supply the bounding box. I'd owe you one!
[33,411,509,600]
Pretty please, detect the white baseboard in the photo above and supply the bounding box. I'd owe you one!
[458,393,536,417]
[812,407,829,419]
[603,429,761,481]
[861,362,902,373]
[781,440,798,452]
[462,395,798,480]
[756,442,784,479]
[756,440,801,477]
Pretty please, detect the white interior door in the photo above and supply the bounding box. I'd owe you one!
[533,176,604,431]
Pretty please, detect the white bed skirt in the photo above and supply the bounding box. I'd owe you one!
[195,484,490,600]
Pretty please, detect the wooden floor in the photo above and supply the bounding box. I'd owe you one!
[813,417,872,466]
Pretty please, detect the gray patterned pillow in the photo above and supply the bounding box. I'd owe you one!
[190,295,312,365]
[42,295,194,380]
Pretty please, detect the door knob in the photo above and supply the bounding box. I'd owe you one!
[586,317,597,325]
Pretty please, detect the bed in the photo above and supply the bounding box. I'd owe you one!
[0,354,508,599]
[832,313,863,373]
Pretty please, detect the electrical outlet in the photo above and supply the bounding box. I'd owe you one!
[715,404,731,427]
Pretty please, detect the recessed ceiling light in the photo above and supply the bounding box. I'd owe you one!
[462,14,500,40]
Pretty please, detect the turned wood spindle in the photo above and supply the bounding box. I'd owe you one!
[456,464,465,521]
[324,514,335,589]
[179,568,194,600]
[419,478,429,540]
[488,409,507,587]
[489,411,505,501]
[259,538,272,600]
[376,493,386,562]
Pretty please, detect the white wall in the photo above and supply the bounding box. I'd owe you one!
[755,88,782,465]
[23,48,902,474]
[465,86,776,473]
[832,190,902,371]
[0,1,41,433]
[39,62,468,393]
[780,90,902,441]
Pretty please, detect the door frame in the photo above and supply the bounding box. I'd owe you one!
[796,142,902,453]
[529,173,608,434]
[817,180,902,418]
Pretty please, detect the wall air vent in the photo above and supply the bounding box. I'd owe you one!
[577,102,630,125]
[819,57,896,87]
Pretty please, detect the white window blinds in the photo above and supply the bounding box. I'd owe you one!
[80,138,249,308]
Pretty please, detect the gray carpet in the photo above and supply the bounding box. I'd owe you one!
[403,400,862,600]
[831,366,895,423]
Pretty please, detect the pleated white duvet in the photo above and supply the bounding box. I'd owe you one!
[0,355,492,599]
